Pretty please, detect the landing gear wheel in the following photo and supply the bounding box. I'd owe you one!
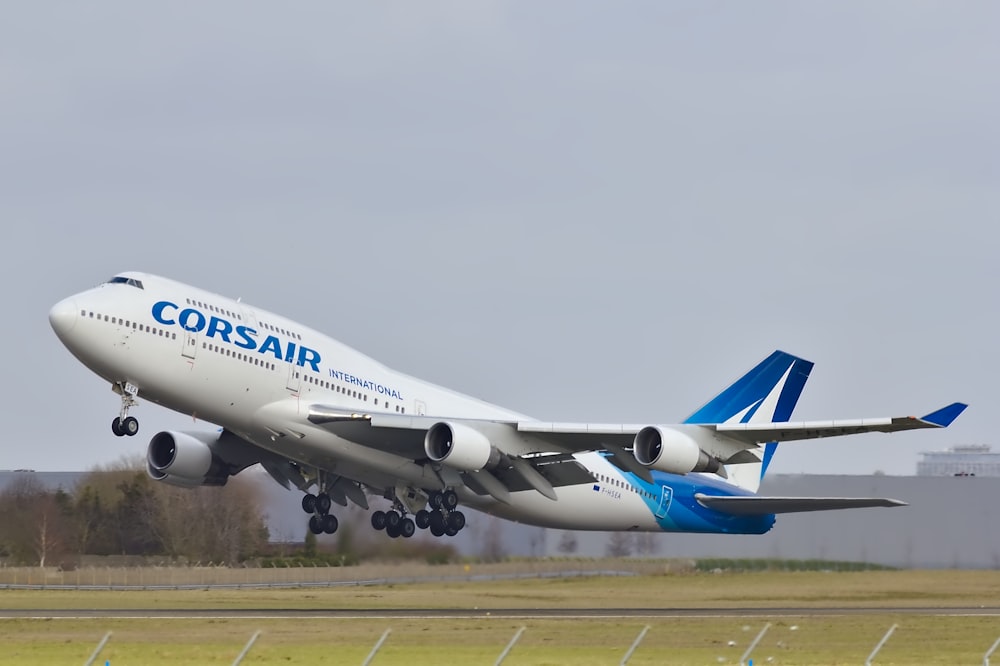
[322,514,339,534]
[429,510,445,533]
[384,510,401,529]
[302,494,317,514]
[442,490,459,510]
[386,523,401,538]
[371,510,387,530]
[429,492,443,510]
[121,416,139,437]
[447,511,466,531]
[315,493,332,515]
[430,522,445,537]
[111,417,124,437]
[445,525,459,537]
[308,515,323,535]
[415,509,431,529]
[400,517,416,538]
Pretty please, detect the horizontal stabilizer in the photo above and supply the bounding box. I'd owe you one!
[694,493,907,515]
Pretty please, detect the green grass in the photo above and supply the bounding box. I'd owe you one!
[3,568,1000,664]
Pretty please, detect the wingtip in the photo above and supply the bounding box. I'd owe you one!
[920,402,968,427]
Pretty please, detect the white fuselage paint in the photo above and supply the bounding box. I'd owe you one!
[50,272,702,532]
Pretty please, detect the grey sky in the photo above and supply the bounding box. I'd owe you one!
[2,2,996,474]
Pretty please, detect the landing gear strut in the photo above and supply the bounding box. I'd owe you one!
[111,381,140,437]
[370,496,416,539]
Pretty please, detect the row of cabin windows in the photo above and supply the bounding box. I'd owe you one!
[84,311,176,340]
[185,297,241,322]
[259,320,302,341]
[594,473,657,500]
[298,371,406,413]
[182,296,303,341]
[201,341,277,371]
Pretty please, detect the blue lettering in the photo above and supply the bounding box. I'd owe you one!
[285,341,297,364]
[234,325,258,350]
[152,300,178,325]
[178,308,206,333]
[297,346,321,372]
[258,335,283,360]
[206,316,233,342]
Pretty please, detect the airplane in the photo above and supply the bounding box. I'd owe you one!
[48,272,967,539]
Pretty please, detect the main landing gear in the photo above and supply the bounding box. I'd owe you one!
[111,381,140,437]
[370,489,467,539]
[301,491,339,535]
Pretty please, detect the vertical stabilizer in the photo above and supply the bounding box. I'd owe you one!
[684,351,813,492]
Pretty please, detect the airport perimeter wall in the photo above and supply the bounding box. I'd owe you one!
[545,475,1000,569]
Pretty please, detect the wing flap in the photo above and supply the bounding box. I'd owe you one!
[694,493,907,515]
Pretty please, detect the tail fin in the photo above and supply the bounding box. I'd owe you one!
[684,350,813,492]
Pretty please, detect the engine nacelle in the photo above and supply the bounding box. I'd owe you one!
[146,431,231,487]
[424,421,500,472]
[633,426,723,475]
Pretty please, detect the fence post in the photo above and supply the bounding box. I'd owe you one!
[865,624,897,666]
[83,632,112,666]
[361,629,391,666]
[496,626,526,666]
[621,625,651,665]
[231,630,261,666]
[984,635,1000,666]
[740,623,771,666]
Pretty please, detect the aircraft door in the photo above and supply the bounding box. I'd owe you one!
[181,330,198,359]
[655,485,673,519]
[286,362,301,393]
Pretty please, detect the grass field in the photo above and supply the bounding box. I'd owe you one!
[3,567,1000,665]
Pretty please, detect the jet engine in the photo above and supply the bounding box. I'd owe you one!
[146,431,234,487]
[424,421,500,472]
[633,426,723,475]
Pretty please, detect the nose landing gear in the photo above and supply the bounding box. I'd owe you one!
[111,382,140,437]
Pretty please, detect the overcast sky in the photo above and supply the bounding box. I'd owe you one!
[2,2,996,475]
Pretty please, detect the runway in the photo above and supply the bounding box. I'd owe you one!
[3,606,999,619]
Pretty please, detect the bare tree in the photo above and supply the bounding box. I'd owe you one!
[605,531,634,558]
[557,531,578,555]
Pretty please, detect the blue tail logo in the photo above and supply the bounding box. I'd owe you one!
[684,350,813,479]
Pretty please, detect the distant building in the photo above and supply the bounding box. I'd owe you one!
[917,444,1000,477]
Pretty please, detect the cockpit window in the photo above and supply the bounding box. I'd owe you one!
[106,276,144,289]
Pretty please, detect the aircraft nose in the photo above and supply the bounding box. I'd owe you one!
[49,297,79,339]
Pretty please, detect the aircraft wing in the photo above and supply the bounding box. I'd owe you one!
[305,402,967,495]
[694,493,907,515]
[707,402,967,445]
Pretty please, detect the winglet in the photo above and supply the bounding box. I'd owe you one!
[920,402,968,427]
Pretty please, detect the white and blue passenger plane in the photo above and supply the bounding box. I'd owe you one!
[49,273,966,539]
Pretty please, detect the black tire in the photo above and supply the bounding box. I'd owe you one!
[308,515,323,535]
[400,518,415,538]
[443,490,459,510]
[386,523,401,538]
[429,510,445,532]
[447,510,466,531]
[301,494,317,514]
[445,525,459,537]
[430,523,445,537]
[322,514,338,534]
[316,493,332,515]
[122,416,139,436]
[371,510,386,530]
[415,509,431,529]
[111,417,124,437]
[429,492,443,510]
[385,510,401,529]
